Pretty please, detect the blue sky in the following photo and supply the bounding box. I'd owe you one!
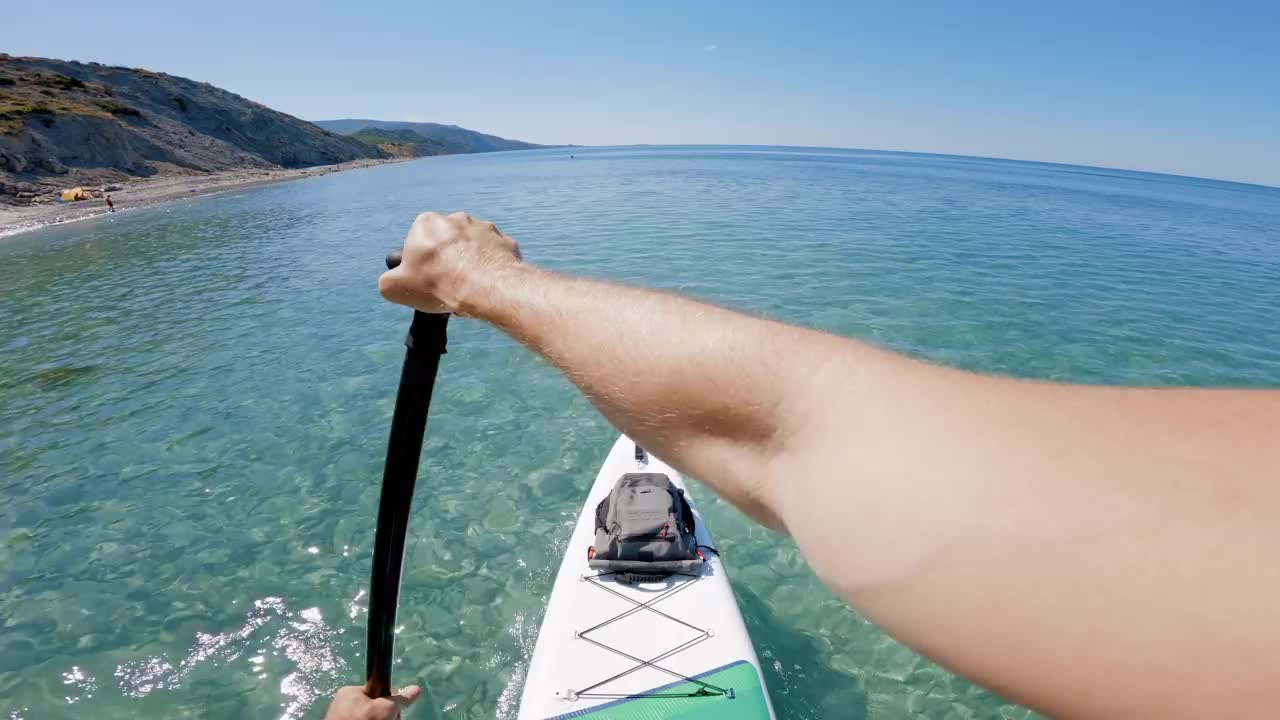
[5,1,1279,185]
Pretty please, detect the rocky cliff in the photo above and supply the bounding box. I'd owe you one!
[0,54,382,202]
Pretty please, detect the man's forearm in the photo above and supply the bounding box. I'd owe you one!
[461,263,847,530]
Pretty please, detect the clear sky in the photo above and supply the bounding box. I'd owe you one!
[5,1,1279,186]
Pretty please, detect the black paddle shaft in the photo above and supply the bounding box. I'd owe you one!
[366,250,449,698]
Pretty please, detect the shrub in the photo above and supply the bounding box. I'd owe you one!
[0,77,15,86]
[170,95,187,112]
[46,74,86,90]
[97,101,141,117]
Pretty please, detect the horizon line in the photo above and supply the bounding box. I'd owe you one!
[322,115,1274,190]
[520,142,1280,192]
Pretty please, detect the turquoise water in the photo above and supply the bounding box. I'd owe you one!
[2,146,1279,720]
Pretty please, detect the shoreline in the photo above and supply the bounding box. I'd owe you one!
[0,157,410,239]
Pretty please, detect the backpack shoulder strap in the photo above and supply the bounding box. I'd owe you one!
[594,493,610,534]
[676,488,696,535]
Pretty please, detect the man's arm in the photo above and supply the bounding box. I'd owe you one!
[379,212,1280,718]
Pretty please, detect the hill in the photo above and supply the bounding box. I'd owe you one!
[315,118,552,154]
[350,127,451,158]
[0,55,382,202]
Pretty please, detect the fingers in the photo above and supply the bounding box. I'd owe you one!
[378,268,446,313]
[380,213,436,307]
[369,685,421,719]
[391,685,422,707]
[334,685,368,703]
[379,216,416,304]
[377,268,405,304]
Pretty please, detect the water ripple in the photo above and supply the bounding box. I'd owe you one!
[1,147,1277,719]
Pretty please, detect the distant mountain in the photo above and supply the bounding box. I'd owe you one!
[0,54,381,201]
[314,118,554,154]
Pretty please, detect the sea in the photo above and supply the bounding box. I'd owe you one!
[2,146,1278,719]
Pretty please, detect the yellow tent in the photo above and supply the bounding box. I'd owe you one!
[60,187,91,201]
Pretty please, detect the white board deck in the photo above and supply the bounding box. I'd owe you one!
[518,434,775,720]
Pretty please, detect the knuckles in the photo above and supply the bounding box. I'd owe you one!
[333,685,366,701]
[409,211,515,259]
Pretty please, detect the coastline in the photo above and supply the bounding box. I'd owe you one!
[0,157,409,239]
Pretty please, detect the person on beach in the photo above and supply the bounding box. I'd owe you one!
[327,211,1280,720]
[105,195,115,213]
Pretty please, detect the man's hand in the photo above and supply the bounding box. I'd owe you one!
[323,685,421,720]
[379,211,522,315]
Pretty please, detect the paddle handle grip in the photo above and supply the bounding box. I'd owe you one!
[382,250,449,353]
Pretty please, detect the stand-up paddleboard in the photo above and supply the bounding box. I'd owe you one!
[519,435,775,719]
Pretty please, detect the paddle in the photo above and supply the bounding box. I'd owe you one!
[365,250,449,699]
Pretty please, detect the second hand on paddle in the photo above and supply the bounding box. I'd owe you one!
[365,249,449,699]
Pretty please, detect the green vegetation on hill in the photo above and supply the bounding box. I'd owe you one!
[0,64,125,133]
[315,118,558,154]
[350,127,450,157]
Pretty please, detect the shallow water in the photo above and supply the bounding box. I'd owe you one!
[2,146,1278,719]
